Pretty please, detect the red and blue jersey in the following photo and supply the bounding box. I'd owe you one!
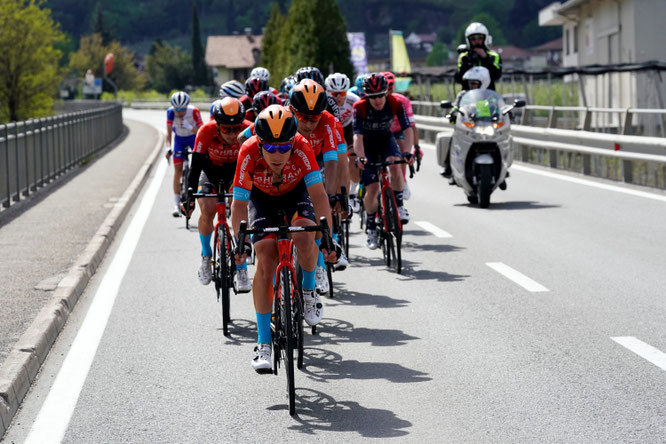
[353,95,410,139]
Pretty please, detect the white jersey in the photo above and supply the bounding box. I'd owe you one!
[166,105,203,138]
[338,91,360,127]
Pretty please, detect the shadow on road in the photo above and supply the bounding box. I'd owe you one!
[301,347,431,384]
[401,240,463,254]
[398,259,470,283]
[221,319,257,345]
[307,318,419,347]
[453,200,561,210]
[329,285,410,309]
[268,388,412,438]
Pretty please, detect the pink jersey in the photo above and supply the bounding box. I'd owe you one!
[390,93,415,134]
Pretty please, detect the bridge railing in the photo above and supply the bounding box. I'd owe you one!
[414,110,666,190]
[0,103,123,209]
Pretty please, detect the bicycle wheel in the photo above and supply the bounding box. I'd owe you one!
[280,267,296,415]
[326,263,334,299]
[271,294,280,376]
[180,163,190,229]
[383,189,402,274]
[343,220,350,258]
[217,227,231,335]
[295,286,304,369]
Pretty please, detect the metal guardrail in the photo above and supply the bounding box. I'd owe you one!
[414,113,666,189]
[0,103,124,209]
[412,101,666,137]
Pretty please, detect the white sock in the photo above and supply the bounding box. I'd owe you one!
[174,194,180,207]
[350,181,359,195]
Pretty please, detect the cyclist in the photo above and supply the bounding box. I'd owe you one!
[250,66,280,96]
[289,79,348,288]
[241,76,270,123]
[348,74,366,99]
[383,71,422,200]
[353,73,414,250]
[325,72,361,213]
[166,91,203,217]
[455,22,502,91]
[279,75,297,103]
[181,97,252,292]
[294,66,341,121]
[236,91,282,145]
[211,80,246,115]
[230,105,338,372]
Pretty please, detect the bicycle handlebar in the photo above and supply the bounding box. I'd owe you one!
[236,217,332,258]
[364,159,415,179]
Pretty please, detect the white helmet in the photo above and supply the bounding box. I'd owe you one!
[462,66,491,90]
[325,73,350,92]
[465,22,492,48]
[250,67,270,81]
[219,80,245,99]
[170,91,190,109]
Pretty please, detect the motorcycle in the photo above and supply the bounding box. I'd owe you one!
[440,90,525,208]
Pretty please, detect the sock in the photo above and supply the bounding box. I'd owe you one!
[315,239,324,268]
[173,194,180,207]
[367,212,377,231]
[302,268,316,292]
[393,190,404,208]
[332,232,339,243]
[237,260,248,271]
[256,312,271,344]
[200,233,212,257]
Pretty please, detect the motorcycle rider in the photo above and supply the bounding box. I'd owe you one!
[442,67,490,178]
[454,22,502,92]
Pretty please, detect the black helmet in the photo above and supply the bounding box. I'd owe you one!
[295,66,324,86]
[211,97,246,126]
[244,76,269,98]
[288,79,327,115]
[254,105,298,144]
[362,73,388,96]
[252,91,281,114]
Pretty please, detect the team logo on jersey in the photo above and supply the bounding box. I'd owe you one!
[296,149,311,170]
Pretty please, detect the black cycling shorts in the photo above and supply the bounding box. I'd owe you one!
[248,180,316,244]
[343,124,354,154]
[361,136,401,186]
[198,164,236,194]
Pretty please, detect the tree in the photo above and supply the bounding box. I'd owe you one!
[68,33,144,92]
[91,2,113,46]
[312,0,353,78]
[426,41,449,67]
[0,0,65,123]
[145,40,194,93]
[261,3,287,87]
[191,1,209,86]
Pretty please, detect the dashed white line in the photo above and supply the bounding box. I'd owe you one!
[415,221,452,238]
[24,146,168,444]
[486,262,549,292]
[611,336,666,371]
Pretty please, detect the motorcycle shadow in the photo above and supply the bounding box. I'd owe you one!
[454,200,561,211]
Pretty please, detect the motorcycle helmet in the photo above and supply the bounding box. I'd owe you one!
[462,66,491,90]
[465,22,492,49]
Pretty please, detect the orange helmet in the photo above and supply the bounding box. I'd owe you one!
[254,105,298,144]
[289,79,327,115]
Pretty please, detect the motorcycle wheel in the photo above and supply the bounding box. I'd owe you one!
[467,194,478,204]
[478,164,493,208]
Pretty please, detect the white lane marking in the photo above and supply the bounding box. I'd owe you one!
[24,155,168,444]
[486,262,549,292]
[512,164,666,203]
[415,221,452,238]
[612,337,666,371]
[420,143,666,203]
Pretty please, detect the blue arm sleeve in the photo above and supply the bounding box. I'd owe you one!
[242,126,253,139]
[304,171,323,187]
[336,143,347,154]
[233,186,251,202]
[323,151,338,162]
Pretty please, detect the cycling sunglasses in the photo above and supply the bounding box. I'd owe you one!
[329,91,347,97]
[367,93,386,100]
[469,34,485,41]
[218,124,242,134]
[294,112,323,123]
[175,107,187,112]
[261,142,293,154]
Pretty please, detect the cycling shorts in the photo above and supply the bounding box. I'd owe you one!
[249,180,316,244]
[343,124,354,154]
[361,136,401,186]
[173,135,196,165]
[197,166,236,195]
[393,130,405,140]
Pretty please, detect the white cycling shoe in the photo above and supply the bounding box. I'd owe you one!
[335,250,349,271]
[198,255,212,285]
[315,266,329,295]
[398,206,410,224]
[172,205,181,217]
[234,268,252,293]
[252,343,272,373]
[366,230,379,250]
[303,290,323,326]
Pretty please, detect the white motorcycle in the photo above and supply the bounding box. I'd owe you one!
[440,90,525,208]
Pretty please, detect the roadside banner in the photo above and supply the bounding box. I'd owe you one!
[347,32,368,76]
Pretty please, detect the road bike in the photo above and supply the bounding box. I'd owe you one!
[189,182,242,336]
[365,159,414,274]
[178,149,193,229]
[236,216,332,416]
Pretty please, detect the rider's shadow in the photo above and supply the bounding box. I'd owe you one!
[268,388,412,438]
[397,259,470,283]
[301,347,431,384]
[221,319,257,345]
[308,318,419,348]
[330,285,410,309]
[401,240,464,254]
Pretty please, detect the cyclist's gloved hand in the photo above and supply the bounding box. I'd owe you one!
[328,194,339,210]
[355,156,367,170]
[319,235,342,263]
[402,152,416,166]
[180,188,195,215]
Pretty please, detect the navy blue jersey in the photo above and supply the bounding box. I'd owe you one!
[352,95,410,139]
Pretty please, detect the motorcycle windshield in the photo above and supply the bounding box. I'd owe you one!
[459,90,504,122]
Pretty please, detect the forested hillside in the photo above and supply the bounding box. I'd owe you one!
[46,0,560,56]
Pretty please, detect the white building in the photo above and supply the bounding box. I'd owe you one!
[540,0,666,114]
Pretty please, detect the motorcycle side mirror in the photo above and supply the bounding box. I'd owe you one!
[440,100,453,110]
[513,99,526,108]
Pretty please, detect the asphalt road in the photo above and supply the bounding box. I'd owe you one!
[4,109,666,443]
